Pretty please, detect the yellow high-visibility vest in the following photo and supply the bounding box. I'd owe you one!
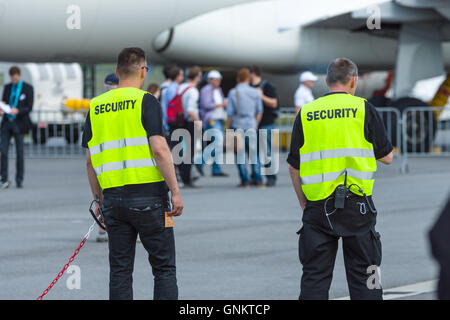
[299,93,377,201]
[87,87,164,189]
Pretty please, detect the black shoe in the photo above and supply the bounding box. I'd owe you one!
[1,181,10,190]
[17,182,23,189]
[212,172,229,177]
[266,180,276,187]
[195,164,204,176]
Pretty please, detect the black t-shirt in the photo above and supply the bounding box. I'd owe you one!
[251,80,279,127]
[82,92,168,197]
[287,92,393,170]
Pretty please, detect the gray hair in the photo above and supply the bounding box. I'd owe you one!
[326,58,358,86]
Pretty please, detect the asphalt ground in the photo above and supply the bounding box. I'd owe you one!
[0,155,449,300]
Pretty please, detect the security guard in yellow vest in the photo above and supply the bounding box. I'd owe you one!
[82,47,183,300]
[288,58,393,300]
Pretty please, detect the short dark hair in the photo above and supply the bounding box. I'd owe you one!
[187,66,202,80]
[117,47,146,78]
[146,83,160,95]
[9,66,21,76]
[249,65,262,77]
[163,64,176,78]
[327,58,358,86]
[167,65,182,81]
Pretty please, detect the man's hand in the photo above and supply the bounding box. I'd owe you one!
[289,165,307,211]
[168,192,183,216]
[9,108,19,115]
[93,201,104,224]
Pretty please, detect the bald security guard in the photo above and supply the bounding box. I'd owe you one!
[288,58,393,300]
[82,47,183,300]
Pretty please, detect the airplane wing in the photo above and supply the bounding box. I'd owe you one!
[302,0,450,40]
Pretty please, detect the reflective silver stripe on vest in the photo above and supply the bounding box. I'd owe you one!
[89,137,149,156]
[94,158,156,175]
[300,148,375,164]
[300,168,375,185]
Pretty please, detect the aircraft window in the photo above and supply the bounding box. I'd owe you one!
[38,65,49,81]
[65,64,76,79]
[51,64,63,82]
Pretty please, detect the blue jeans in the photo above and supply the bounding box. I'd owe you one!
[236,134,262,184]
[259,123,277,183]
[204,120,224,175]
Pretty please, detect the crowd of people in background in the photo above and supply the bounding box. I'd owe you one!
[0,63,318,193]
[145,64,285,189]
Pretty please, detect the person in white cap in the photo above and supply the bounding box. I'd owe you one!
[199,70,228,177]
[294,71,318,114]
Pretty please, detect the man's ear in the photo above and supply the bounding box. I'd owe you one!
[325,77,329,87]
[115,68,119,80]
[348,76,354,89]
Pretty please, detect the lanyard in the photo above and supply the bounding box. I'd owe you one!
[8,81,22,119]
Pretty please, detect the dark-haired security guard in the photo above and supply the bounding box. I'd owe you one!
[82,47,183,300]
[288,58,393,300]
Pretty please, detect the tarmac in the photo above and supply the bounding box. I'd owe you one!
[0,154,449,300]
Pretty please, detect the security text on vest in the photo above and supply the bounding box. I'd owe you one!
[94,100,136,115]
[306,108,357,121]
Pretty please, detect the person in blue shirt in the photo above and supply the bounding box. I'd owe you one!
[161,66,184,131]
[227,68,264,187]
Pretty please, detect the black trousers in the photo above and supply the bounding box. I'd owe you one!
[1,120,24,184]
[298,194,383,300]
[178,121,195,185]
[102,194,177,300]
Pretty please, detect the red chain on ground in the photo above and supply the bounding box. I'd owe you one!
[36,237,87,300]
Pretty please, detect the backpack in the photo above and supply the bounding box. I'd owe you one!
[166,86,192,127]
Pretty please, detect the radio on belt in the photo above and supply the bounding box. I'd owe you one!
[334,170,348,209]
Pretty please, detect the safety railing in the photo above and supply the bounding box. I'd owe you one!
[2,107,449,171]
[400,106,450,173]
[376,107,403,173]
[5,110,87,159]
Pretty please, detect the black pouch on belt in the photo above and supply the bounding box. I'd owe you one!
[334,185,348,209]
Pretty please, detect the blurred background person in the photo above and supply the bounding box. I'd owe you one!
[199,70,228,177]
[177,66,202,188]
[103,73,119,92]
[250,65,279,187]
[0,66,33,189]
[160,64,176,102]
[161,66,184,131]
[147,83,161,100]
[227,68,263,188]
[430,195,450,299]
[294,71,317,114]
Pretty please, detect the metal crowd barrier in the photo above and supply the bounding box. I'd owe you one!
[400,106,450,173]
[2,107,449,172]
[6,110,87,159]
[376,107,403,173]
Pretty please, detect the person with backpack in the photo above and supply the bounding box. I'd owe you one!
[167,66,202,188]
[250,65,279,187]
[161,66,184,131]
